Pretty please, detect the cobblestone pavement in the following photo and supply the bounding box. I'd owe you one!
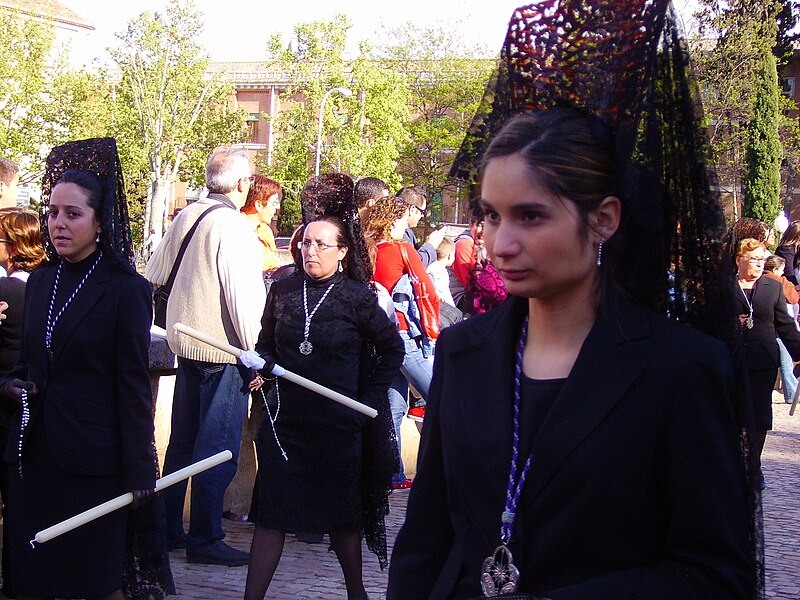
[0,396,797,599]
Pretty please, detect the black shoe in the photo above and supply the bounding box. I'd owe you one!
[186,542,249,567]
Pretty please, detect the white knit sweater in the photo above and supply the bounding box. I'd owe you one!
[145,197,266,363]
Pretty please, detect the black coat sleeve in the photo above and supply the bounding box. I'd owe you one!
[775,245,797,285]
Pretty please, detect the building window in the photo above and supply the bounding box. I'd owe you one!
[781,77,796,100]
[246,113,260,143]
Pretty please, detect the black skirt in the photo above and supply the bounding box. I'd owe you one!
[8,419,126,597]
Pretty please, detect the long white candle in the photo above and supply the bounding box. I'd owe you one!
[173,322,378,419]
[34,450,233,545]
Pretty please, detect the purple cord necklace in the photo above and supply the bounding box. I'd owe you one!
[481,316,530,597]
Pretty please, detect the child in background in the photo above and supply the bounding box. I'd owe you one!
[764,254,800,404]
[427,238,456,307]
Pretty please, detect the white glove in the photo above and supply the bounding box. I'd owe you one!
[239,350,266,370]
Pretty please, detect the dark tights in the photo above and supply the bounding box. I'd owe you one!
[244,527,367,600]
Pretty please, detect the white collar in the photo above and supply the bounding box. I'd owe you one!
[9,270,29,282]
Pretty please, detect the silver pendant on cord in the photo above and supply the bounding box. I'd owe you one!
[298,340,313,355]
[481,544,520,596]
[746,314,754,329]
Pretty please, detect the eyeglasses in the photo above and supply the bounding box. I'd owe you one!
[746,257,767,264]
[298,240,341,252]
[241,175,255,183]
[403,202,427,217]
[0,239,10,244]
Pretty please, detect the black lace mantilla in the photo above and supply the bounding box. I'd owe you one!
[40,138,136,269]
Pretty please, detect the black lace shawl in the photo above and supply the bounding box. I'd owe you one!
[449,1,761,596]
[40,138,136,270]
[41,137,175,597]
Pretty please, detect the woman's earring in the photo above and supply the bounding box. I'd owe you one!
[95,232,101,243]
[338,260,343,273]
[596,236,605,267]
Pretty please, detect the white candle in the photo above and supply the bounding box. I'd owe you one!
[34,450,233,545]
[173,322,378,419]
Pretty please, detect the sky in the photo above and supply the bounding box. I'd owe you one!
[62,0,701,68]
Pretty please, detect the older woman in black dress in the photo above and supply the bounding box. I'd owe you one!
[244,215,403,600]
[0,162,156,599]
[734,238,800,487]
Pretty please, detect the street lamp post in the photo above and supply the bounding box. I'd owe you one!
[315,87,352,177]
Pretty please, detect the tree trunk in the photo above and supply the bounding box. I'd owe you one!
[149,176,169,241]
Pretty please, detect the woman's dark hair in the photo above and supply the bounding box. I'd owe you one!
[480,108,617,243]
[764,254,785,273]
[779,221,800,249]
[55,170,104,218]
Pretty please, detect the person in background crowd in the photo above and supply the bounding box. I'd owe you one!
[0,158,20,210]
[354,177,389,223]
[763,254,800,405]
[426,238,456,308]
[145,147,265,567]
[397,186,445,267]
[241,174,283,279]
[366,195,439,487]
[450,214,485,312]
[0,207,44,598]
[775,221,800,288]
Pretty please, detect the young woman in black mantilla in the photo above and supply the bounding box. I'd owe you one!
[388,1,758,598]
[0,139,170,599]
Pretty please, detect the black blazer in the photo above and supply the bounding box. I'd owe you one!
[0,276,26,428]
[775,245,798,285]
[733,275,800,370]
[2,254,156,491]
[388,295,753,599]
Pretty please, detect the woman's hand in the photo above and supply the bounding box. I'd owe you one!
[130,488,155,509]
[249,373,265,392]
[0,301,8,324]
[1,378,37,402]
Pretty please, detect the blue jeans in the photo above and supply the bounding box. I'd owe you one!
[399,332,432,403]
[388,381,408,484]
[163,357,250,552]
[388,332,434,483]
[778,338,797,404]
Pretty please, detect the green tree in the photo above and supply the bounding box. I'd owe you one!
[743,52,782,222]
[692,0,781,220]
[376,23,495,224]
[0,10,55,174]
[109,0,246,239]
[261,15,410,234]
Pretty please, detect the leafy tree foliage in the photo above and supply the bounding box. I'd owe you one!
[743,52,782,221]
[109,0,246,240]
[262,14,410,235]
[376,23,494,224]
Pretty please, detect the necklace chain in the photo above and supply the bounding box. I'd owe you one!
[17,388,28,478]
[300,277,336,355]
[46,252,103,356]
[501,315,533,544]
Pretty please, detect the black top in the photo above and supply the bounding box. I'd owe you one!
[519,376,564,465]
[0,275,27,427]
[775,245,798,285]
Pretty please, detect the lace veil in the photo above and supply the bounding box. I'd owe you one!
[40,138,135,270]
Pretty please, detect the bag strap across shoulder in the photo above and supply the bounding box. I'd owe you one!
[160,203,225,295]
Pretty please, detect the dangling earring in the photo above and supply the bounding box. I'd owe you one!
[95,231,101,243]
[596,236,605,267]
[337,260,343,273]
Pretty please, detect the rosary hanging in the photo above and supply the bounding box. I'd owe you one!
[481,317,531,597]
[46,251,103,359]
[299,278,336,355]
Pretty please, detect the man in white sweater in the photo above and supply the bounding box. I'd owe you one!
[145,148,265,566]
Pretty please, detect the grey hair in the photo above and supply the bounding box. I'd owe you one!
[205,147,252,194]
[0,157,19,185]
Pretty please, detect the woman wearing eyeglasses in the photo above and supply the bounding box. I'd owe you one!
[734,238,800,488]
[244,213,403,600]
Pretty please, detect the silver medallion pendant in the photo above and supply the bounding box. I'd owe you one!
[480,544,520,596]
[299,340,313,355]
[746,314,754,329]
